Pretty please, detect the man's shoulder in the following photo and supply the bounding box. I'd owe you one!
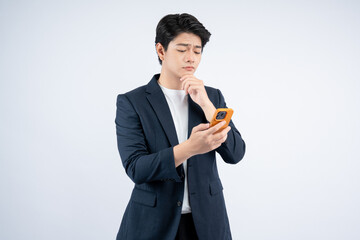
[115,84,148,109]
[117,74,159,99]
[117,83,148,100]
[204,85,221,100]
[124,84,147,97]
[204,85,219,94]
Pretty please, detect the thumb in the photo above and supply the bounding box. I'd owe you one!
[192,123,210,133]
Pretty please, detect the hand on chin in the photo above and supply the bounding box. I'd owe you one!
[180,75,210,107]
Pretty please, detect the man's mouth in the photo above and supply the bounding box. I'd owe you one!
[183,66,194,71]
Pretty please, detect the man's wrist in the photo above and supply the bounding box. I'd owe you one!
[174,139,196,167]
[182,139,196,158]
[201,100,216,122]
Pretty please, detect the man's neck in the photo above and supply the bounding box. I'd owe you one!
[158,70,182,90]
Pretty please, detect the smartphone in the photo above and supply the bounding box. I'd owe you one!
[209,108,234,134]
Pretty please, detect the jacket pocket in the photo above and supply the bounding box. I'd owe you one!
[131,188,157,207]
[209,179,224,196]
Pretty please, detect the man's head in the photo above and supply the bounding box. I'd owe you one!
[155,13,211,78]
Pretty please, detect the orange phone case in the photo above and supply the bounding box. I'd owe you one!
[209,108,233,133]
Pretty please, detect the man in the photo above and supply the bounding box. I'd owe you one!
[115,13,246,240]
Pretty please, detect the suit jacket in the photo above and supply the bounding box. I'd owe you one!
[115,74,246,240]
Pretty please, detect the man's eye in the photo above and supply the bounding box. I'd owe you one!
[177,50,186,52]
[195,52,201,54]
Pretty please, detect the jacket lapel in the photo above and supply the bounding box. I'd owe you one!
[145,74,207,147]
[188,92,207,139]
[146,74,179,146]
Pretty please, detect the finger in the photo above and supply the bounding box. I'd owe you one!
[184,81,191,94]
[217,131,229,143]
[221,126,231,134]
[208,121,227,134]
[181,79,190,92]
[192,123,210,133]
[213,128,230,144]
[180,76,192,84]
[187,85,201,95]
[184,81,201,94]
[181,77,200,85]
[212,126,231,142]
[188,83,205,95]
[182,79,198,91]
[180,75,195,81]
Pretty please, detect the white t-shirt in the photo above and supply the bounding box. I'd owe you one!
[158,82,191,214]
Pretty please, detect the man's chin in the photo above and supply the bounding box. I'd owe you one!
[179,69,196,77]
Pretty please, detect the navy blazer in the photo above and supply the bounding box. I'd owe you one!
[115,74,245,240]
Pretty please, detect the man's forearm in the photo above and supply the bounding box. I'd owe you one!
[173,101,216,167]
[201,100,216,123]
[173,140,194,167]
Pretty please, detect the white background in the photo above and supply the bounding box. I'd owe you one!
[1,0,359,239]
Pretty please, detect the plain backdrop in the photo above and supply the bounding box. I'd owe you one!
[1,0,360,239]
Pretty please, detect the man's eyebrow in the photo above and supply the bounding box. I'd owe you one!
[176,43,202,49]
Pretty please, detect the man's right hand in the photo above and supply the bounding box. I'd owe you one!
[173,122,231,167]
[187,121,231,156]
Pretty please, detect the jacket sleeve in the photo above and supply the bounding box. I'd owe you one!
[115,94,182,184]
[215,89,246,164]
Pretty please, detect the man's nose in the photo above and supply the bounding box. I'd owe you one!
[185,51,195,62]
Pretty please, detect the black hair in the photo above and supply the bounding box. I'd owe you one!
[155,13,211,65]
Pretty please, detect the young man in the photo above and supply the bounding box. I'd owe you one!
[115,13,246,240]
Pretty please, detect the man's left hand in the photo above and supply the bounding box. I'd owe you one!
[180,75,211,107]
[180,75,216,122]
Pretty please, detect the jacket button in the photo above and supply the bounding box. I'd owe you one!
[177,201,182,207]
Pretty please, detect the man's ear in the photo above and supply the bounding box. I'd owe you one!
[156,43,165,61]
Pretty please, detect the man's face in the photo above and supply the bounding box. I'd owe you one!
[161,32,202,78]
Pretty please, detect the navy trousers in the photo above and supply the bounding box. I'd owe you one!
[175,213,198,240]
